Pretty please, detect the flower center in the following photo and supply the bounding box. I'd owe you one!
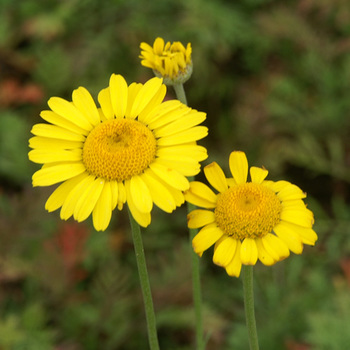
[82,118,157,181]
[214,183,282,240]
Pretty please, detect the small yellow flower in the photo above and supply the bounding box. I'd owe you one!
[29,74,208,231]
[140,37,193,85]
[185,151,317,277]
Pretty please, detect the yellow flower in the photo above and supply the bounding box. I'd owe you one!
[185,151,317,277]
[140,37,193,85]
[29,74,208,231]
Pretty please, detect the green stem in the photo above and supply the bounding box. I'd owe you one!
[173,83,188,105]
[187,201,205,350]
[242,265,260,350]
[128,209,160,350]
[173,83,204,349]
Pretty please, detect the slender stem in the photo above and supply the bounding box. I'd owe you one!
[173,83,188,105]
[128,209,160,350]
[242,265,260,350]
[173,83,204,349]
[187,201,205,350]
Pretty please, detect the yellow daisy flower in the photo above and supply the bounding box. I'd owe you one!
[140,37,193,85]
[29,74,208,231]
[185,151,317,277]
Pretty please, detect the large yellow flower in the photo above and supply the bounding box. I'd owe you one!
[140,37,192,84]
[185,151,317,277]
[29,74,208,231]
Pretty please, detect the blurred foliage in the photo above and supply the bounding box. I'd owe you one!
[1,0,350,348]
[0,303,56,350]
[306,281,350,350]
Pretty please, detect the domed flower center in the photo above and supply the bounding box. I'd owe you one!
[214,183,282,240]
[83,119,157,181]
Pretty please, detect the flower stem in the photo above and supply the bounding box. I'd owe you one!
[242,265,260,350]
[128,209,160,350]
[173,83,204,350]
[173,83,188,105]
[188,201,205,350]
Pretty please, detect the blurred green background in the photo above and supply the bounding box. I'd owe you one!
[1,0,350,349]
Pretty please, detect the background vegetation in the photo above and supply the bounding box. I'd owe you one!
[1,0,350,349]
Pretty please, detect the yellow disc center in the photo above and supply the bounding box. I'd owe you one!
[214,183,282,239]
[82,118,157,181]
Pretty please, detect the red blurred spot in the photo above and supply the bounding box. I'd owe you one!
[44,222,90,284]
[286,340,311,350]
[340,257,350,285]
[0,79,44,106]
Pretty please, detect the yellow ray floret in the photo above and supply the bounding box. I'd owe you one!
[185,151,318,278]
[29,74,208,231]
[140,37,193,84]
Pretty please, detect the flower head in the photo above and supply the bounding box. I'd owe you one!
[140,37,193,85]
[185,151,317,277]
[29,74,208,231]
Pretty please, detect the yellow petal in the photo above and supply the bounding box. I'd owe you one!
[187,209,215,229]
[186,181,217,203]
[98,88,114,120]
[149,162,189,191]
[110,180,119,210]
[273,222,303,254]
[60,174,94,220]
[184,183,217,209]
[48,97,92,131]
[109,74,128,118]
[29,149,82,164]
[129,77,164,119]
[74,178,105,222]
[161,180,184,207]
[117,182,126,210]
[128,175,153,213]
[278,221,317,246]
[149,104,189,129]
[225,240,242,277]
[32,163,86,187]
[156,144,208,162]
[157,126,208,146]
[45,173,87,212]
[93,181,113,231]
[277,183,306,200]
[263,180,289,193]
[261,233,290,262]
[255,238,277,266]
[240,238,258,265]
[229,151,248,184]
[72,87,100,126]
[125,182,151,227]
[204,162,228,193]
[280,207,314,228]
[250,166,268,184]
[143,100,183,126]
[138,84,167,122]
[40,110,88,135]
[282,199,308,210]
[141,170,176,213]
[140,58,155,69]
[29,136,83,150]
[192,224,224,256]
[213,236,237,267]
[156,158,200,177]
[227,178,237,187]
[31,124,86,142]
[125,83,142,119]
[140,41,153,52]
[154,111,206,138]
[299,227,318,246]
[153,37,165,54]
